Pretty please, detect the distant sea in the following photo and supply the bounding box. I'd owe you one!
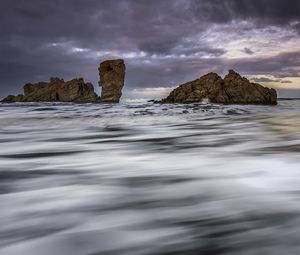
[0,99,300,255]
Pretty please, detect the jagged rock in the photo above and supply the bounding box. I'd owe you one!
[163,73,229,104]
[1,94,25,103]
[162,70,277,105]
[1,58,127,104]
[99,59,125,103]
[2,77,98,103]
[223,70,277,105]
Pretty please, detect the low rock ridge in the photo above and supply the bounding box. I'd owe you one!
[2,77,98,103]
[160,70,277,105]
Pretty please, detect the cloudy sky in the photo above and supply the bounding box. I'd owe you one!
[1,0,300,99]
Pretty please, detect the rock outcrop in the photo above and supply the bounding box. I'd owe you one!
[1,61,276,105]
[223,70,277,105]
[99,59,125,103]
[1,59,127,103]
[2,77,98,103]
[162,70,277,105]
[2,94,25,103]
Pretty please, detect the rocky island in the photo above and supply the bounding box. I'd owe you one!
[1,59,277,105]
[2,59,126,104]
[2,77,98,103]
[161,70,277,105]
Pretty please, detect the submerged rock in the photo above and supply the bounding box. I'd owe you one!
[2,77,98,103]
[99,59,125,103]
[162,70,277,105]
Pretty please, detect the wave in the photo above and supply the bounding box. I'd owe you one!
[0,99,300,254]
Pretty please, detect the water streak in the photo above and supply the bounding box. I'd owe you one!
[0,100,300,254]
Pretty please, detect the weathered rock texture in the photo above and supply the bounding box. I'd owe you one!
[99,59,125,103]
[2,77,98,103]
[2,94,25,103]
[162,70,277,105]
[1,59,127,103]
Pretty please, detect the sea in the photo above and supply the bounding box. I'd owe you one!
[0,99,300,255]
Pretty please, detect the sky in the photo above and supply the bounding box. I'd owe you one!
[1,0,300,99]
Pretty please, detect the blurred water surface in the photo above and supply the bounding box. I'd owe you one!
[0,99,300,255]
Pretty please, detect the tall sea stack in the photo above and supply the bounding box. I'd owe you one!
[99,59,125,103]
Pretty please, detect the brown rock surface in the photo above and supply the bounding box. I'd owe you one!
[2,77,98,103]
[1,94,25,103]
[163,73,229,104]
[99,59,125,103]
[223,70,277,105]
[162,70,277,105]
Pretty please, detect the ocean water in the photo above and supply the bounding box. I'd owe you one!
[0,99,300,255]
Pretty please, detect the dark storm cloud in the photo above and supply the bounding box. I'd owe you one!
[251,77,293,84]
[281,80,293,84]
[125,50,300,90]
[190,0,300,26]
[227,51,300,78]
[251,77,282,83]
[293,22,300,34]
[244,48,254,55]
[0,0,299,98]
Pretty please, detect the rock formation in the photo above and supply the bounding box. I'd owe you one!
[162,70,277,105]
[1,61,276,105]
[2,77,98,103]
[223,70,277,105]
[99,59,125,103]
[1,59,127,103]
[2,94,25,103]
